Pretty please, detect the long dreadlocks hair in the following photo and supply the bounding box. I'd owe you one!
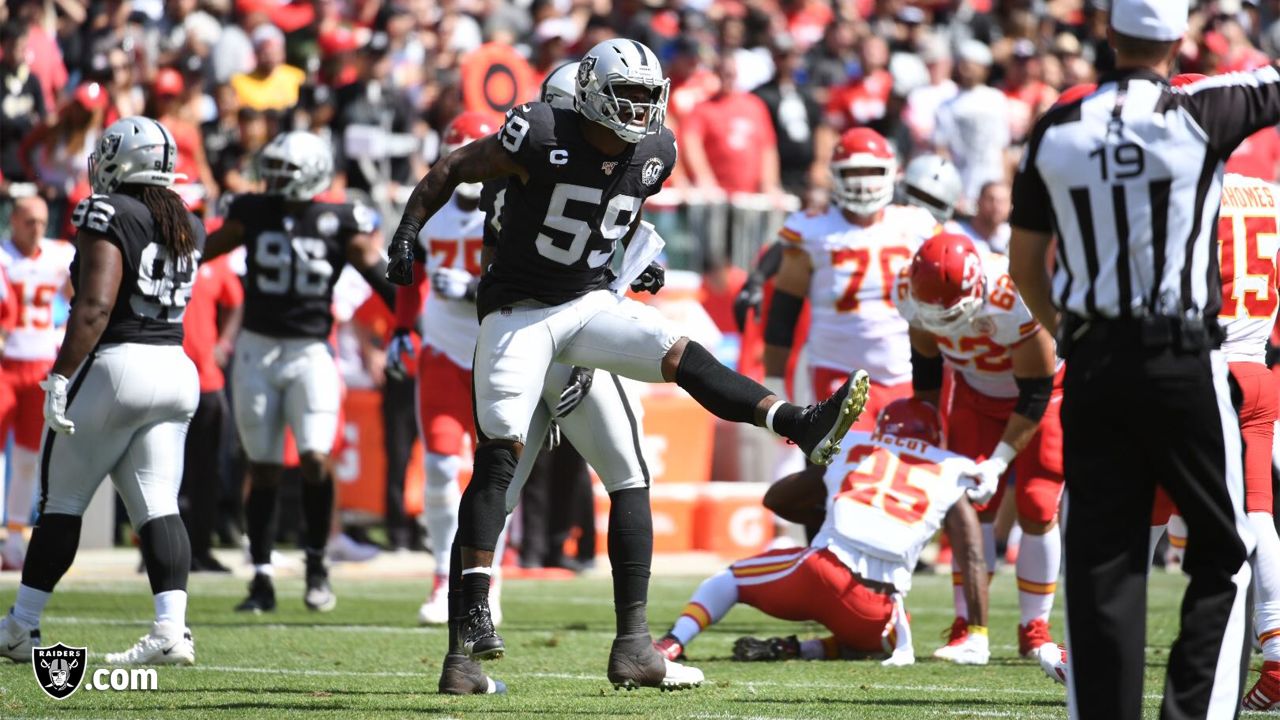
[121,184,197,264]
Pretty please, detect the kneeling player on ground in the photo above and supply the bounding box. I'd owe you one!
[656,399,992,666]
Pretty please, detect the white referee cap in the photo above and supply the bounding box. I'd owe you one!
[1110,0,1188,42]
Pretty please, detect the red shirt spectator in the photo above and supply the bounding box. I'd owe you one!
[1226,127,1280,182]
[824,36,892,131]
[183,255,243,394]
[682,56,780,194]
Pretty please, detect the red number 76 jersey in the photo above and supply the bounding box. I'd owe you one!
[811,431,976,594]
[1218,173,1280,364]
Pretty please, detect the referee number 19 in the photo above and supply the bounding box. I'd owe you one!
[1089,142,1145,181]
[1219,214,1279,320]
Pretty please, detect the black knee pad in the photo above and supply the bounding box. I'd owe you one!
[21,514,82,592]
[139,514,191,595]
[457,442,518,551]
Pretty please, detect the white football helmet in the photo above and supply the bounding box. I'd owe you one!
[575,39,669,143]
[900,155,962,222]
[258,131,334,201]
[541,61,580,110]
[89,117,184,193]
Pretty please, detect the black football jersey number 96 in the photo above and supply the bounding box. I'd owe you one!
[476,102,677,319]
[70,193,205,347]
[231,194,376,339]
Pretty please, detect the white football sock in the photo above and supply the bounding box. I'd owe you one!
[1148,524,1166,566]
[253,564,274,577]
[154,590,188,630]
[670,569,737,646]
[6,446,37,532]
[12,584,50,627]
[1249,512,1280,661]
[1167,513,1188,559]
[424,452,462,576]
[1017,526,1061,625]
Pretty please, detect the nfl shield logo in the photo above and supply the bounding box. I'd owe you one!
[33,643,88,700]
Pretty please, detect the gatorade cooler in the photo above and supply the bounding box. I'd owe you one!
[693,482,774,556]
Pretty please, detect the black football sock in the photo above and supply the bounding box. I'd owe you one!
[674,341,774,425]
[138,514,191,594]
[448,537,463,652]
[608,487,653,638]
[20,514,82,592]
[245,481,279,567]
[301,474,335,556]
[457,443,517,552]
[769,404,807,440]
[461,570,492,610]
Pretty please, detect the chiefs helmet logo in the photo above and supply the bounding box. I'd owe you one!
[960,252,982,293]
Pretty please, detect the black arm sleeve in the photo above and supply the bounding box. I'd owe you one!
[911,348,944,392]
[359,257,398,311]
[1013,375,1055,421]
[764,289,805,348]
[1180,66,1280,159]
[753,242,785,283]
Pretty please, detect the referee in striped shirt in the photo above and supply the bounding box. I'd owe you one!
[1008,2,1273,718]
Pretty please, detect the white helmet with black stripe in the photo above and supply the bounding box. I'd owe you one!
[575,39,670,143]
[899,154,962,223]
[258,131,335,201]
[89,116,185,193]
[541,61,580,110]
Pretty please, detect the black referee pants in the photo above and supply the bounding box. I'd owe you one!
[1062,333,1253,720]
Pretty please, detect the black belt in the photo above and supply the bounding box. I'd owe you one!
[1057,313,1224,358]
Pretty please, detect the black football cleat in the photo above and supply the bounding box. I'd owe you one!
[234,573,276,613]
[607,634,703,691]
[438,653,507,695]
[792,369,870,465]
[460,603,504,661]
[732,635,800,662]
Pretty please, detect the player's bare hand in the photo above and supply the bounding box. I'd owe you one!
[555,366,594,418]
[40,373,75,435]
[630,262,665,294]
[385,329,416,382]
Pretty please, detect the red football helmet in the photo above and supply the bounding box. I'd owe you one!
[875,398,943,446]
[442,111,496,199]
[830,127,898,216]
[908,232,986,335]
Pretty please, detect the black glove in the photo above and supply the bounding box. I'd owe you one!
[386,220,420,286]
[554,366,594,418]
[733,277,765,333]
[385,329,415,382]
[630,262,665,294]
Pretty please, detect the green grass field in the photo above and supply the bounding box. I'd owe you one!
[0,566,1250,719]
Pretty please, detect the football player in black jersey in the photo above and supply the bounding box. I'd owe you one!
[388,39,872,692]
[0,117,204,665]
[204,130,394,614]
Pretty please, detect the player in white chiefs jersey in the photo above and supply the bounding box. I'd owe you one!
[0,196,74,570]
[766,127,938,430]
[896,232,1063,660]
[656,399,991,666]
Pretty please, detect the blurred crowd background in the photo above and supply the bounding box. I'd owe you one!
[2,0,1279,567]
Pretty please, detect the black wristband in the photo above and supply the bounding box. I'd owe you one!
[1014,375,1055,421]
[392,217,423,253]
[912,348,944,392]
[764,289,805,348]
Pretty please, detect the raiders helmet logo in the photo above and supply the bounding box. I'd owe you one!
[641,158,664,187]
[100,134,123,162]
[577,56,597,92]
[33,643,87,700]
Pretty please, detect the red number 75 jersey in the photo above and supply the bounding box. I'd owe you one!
[811,431,976,593]
[1218,173,1280,364]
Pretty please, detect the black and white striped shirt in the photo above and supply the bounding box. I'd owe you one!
[1011,66,1280,321]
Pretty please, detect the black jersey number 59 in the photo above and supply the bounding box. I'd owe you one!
[535,183,641,268]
